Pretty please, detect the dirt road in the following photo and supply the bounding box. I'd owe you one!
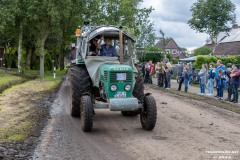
[32,75,240,160]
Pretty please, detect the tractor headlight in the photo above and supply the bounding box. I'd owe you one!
[124,84,131,91]
[110,85,117,91]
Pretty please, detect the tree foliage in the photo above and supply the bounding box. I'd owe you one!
[188,0,236,44]
[194,46,212,56]
[0,0,155,77]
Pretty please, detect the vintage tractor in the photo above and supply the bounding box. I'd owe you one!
[70,22,157,132]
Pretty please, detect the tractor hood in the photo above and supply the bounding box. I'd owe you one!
[99,64,133,72]
[84,56,137,87]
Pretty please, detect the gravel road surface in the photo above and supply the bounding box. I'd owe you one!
[32,75,240,160]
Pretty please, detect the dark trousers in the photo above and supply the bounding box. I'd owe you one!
[158,73,164,87]
[232,84,239,102]
[216,79,220,96]
[217,85,224,98]
[178,76,184,90]
[227,83,233,99]
[164,74,167,88]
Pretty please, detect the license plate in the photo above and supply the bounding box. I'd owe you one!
[116,73,126,81]
[115,92,126,98]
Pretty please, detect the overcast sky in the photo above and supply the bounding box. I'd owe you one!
[140,0,240,51]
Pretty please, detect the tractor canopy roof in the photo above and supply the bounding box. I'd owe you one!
[86,26,135,42]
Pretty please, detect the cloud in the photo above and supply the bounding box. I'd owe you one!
[140,0,240,50]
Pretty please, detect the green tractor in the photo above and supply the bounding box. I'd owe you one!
[70,22,157,132]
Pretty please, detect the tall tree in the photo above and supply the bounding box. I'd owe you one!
[135,7,156,48]
[29,0,72,77]
[188,0,236,46]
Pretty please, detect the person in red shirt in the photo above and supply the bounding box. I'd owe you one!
[148,60,154,84]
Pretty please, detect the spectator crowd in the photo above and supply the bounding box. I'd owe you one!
[141,59,240,104]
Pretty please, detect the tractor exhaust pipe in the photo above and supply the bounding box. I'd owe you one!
[119,26,123,64]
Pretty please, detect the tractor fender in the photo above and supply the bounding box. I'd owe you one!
[82,92,92,96]
[144,93,152,98]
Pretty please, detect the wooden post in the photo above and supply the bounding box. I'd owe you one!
[119,27,123,64]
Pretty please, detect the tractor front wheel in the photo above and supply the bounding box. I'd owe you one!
[80,95,93,132]
[140,95,157,130]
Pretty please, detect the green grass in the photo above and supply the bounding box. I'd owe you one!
[0,73,23,85]
[0,72,26,93]
[7,134,26,141]
[0,120,32,142]
[0,69,67,143]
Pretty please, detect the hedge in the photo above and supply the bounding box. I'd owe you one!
[194,55,240,69]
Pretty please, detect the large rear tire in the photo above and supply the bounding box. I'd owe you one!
[121,71,144,117]
[70,64,92,117]
[140,95,157,130]
[80,95,93,132]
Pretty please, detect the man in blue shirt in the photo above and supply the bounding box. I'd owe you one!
[100,37,118,57]
[215,60,226,99]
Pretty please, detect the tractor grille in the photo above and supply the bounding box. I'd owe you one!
[110,72,132,83]
[104,71,108,81]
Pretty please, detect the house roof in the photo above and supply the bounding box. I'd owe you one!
[205,25,240,55]
[165,38,180,49]
[207,27,240,44]
[214,41,240,55]
[219,28,240,43]
[155,38,180,50]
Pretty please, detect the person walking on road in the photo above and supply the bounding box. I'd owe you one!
[198,64,207,95]
[206,63,215,96]
[215,60,226,98]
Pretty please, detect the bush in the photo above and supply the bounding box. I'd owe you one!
[194,56,207,68]
[194,55,240,69]
[194,47,212,56]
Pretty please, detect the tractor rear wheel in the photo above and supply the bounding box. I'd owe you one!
[80,95,93,132]
[70,64,92,117]
[140,95,157,130]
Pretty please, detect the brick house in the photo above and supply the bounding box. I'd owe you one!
[155,37,187,59]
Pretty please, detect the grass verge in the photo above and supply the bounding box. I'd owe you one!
[0,72,26,93]
[0,69,67,143]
